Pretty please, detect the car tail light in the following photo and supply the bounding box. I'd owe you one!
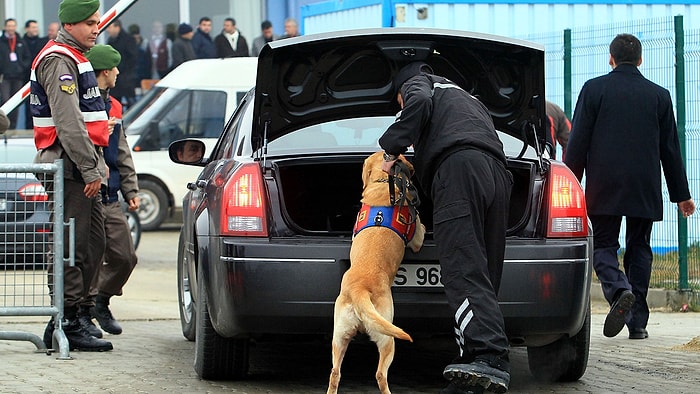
[546,162,587,238]
[18,182,48,202]
[220,163,268,237]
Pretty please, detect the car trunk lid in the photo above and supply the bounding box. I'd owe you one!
[253,28,546,157]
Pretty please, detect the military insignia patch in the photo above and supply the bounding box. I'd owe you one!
[59,74,73,81]
[60,83,76,94]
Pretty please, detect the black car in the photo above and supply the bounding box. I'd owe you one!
[0,136,141,267]
[170,28,593,383]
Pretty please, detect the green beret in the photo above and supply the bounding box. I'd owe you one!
[85,44,121,71]
[59,0,100,24]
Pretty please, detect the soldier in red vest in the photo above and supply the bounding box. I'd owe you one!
[32,0,112,352]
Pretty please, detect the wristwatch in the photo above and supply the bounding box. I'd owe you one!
[383,152,398,162]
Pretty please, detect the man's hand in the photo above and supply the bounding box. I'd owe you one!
[128,196,140,212]
[84,179,102,198]
[108,117,117,135]
[382,159,397,174]
[678,199,696,218]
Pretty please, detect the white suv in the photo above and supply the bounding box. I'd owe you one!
[123,57,257,230]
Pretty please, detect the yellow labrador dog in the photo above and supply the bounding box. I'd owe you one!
[327,151,426,394]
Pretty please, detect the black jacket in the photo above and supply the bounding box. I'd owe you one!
[107,29,138,99]
[0,32,30,80]
[379,73,506,191]
[564,64,691,220]
[214,32,249,58]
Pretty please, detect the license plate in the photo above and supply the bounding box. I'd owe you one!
[393,264,443,287]
[0,198,6,210]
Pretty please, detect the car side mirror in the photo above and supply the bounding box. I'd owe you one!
[169,139,206,165]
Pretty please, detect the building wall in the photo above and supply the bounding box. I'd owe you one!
[301,0,700,37]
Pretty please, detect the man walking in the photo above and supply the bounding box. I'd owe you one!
[565,33,695,340]
[33,0,112,352]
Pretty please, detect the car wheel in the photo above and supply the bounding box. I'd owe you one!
[126,210,141,250]
[194,263,250,380]
[137,179,169,231]
[178,232,196,341]
[527,302,590,382]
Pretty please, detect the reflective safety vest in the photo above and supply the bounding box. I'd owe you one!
[31,41,109,150]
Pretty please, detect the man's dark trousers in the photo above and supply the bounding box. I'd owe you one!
[46,178,106,310]
[432,149,512,362]
[590,215,653,330]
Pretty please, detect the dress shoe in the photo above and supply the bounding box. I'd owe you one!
[629,328,649,339]
[603,289,635,337]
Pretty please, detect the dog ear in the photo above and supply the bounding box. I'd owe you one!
[361,154,373,190]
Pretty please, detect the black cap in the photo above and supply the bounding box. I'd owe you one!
[393,62,433,94]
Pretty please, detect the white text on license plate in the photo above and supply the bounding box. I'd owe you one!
[393,265,442,287]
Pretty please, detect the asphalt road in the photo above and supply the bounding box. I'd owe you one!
[1,228,699,393]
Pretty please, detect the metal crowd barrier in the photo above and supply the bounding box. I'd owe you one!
[0,159,74,359]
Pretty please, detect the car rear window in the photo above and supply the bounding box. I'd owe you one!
[267,116,395,154]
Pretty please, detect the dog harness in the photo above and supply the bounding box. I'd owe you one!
[352,204,417,244]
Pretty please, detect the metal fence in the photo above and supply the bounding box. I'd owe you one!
[519,16,700,291]
[0,160,72,359]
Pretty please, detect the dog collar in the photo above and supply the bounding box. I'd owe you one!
[352,204,416,244]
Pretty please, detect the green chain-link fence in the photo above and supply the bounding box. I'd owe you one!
[519,16,700,291]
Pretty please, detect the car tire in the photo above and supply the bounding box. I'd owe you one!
[137,179,169,231]
[126,210,141,250]
[527,302,590,382]
[178,232,196,341]
[194,264,250,380]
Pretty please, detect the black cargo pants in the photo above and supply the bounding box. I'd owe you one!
[431,149,512,365]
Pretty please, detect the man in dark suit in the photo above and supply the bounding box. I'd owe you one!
[565,33,695,340]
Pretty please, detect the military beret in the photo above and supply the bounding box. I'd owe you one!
[59,0,100,24]
[85,44,121,71]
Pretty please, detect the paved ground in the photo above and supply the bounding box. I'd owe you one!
[1,230,699,393]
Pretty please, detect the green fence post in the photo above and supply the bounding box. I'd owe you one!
[564,29,572,118]
[674,15,689,291]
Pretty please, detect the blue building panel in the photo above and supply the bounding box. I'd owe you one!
[301,0,700,36]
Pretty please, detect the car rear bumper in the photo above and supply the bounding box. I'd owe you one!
[202,235,592,345]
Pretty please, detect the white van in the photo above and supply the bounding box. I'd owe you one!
[123,57,257,230]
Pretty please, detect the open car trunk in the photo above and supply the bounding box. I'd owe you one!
[271,154,539,237]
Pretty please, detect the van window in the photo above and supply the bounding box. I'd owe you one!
[132,89,227,151]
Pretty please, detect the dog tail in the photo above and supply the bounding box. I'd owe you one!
[354,292,413,342]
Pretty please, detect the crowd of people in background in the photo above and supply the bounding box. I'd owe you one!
[0,15,301,129]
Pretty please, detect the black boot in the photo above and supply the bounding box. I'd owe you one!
[43,318,54,349]
[63,316,113,352]
[78,305,103,338]
[90,295,122,335]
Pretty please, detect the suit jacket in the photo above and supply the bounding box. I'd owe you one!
[564,64,691,220]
